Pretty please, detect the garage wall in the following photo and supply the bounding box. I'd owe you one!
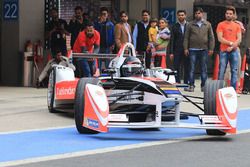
[118,0,158,26]
[19,0,44,52]
[1,9,20,85]
[0,2,2,83]
[177,0,195,21]
[0,0,44,86]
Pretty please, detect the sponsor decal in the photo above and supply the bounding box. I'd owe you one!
[108,114,128,122]
[161,87,178,90]
[56,87,75,96]
[163,90,181,94]
[87,118,99,129]
[95,90,103,96]
[55,80,78,99]
[162,87,180,94]
[224,93,233,99]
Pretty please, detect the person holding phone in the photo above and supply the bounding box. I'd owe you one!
[46,8,69,59]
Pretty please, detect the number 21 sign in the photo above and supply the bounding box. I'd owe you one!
[160,8,176,25]
[3,0,18,21]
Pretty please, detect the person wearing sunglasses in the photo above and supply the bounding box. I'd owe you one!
[94,7,115,73]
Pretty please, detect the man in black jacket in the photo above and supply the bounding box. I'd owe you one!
[133,10,151,68]
[169,10,189,84]
[68,6,88,77]
[46,8,69,58]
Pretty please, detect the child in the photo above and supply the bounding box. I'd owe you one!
[147,18,158,68]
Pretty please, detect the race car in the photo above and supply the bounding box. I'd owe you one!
[47,43,238,136]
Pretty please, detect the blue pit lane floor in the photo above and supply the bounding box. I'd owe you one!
[0,109,250,163]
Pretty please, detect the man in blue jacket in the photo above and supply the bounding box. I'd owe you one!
[94,7,115,72]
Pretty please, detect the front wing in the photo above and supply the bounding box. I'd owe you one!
[81,83,237,134]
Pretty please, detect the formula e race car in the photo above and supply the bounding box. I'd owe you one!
[47,43,238,136]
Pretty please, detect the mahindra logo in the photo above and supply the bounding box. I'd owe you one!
[95,90,103,96]
[224,93,233,99]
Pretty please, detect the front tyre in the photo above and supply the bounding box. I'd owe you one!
[74,78,100,134]
[204,80,226,136]
[47,67,57,113]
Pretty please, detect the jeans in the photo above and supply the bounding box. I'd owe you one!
[78,58,95,77]
[174,50,190,84]
[99,47,111,71]
[218,50,239,90]
[189,50,208,87]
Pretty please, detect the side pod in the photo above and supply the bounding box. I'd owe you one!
[216,87,238,134]
[83,84,109,133]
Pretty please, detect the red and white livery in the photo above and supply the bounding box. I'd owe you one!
[47,43,238,136]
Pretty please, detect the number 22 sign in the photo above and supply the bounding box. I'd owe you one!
[3,0,18,20]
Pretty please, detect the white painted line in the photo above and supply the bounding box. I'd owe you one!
[1,129,250,167]
[239,108,250,111]
[0,125,75,135]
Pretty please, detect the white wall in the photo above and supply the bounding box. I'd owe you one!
[19,0,44,52]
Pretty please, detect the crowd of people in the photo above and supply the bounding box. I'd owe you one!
[45,5,243,92]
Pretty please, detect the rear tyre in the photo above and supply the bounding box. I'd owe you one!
[75,78,100,134]
[204,80,226,136]
[47,67,57,113]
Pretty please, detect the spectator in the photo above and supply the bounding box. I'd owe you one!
[224,13,245,91]
[148,18,158,47]
[147,18,158,68]
[183,7,215,92]
[153,18,171,68]
[94,7,115,72]
[216,6,242,90]
[46,8,69,58]
[133,10,151,68]
[73,22,100,77]
[68,6,88,48]
[68,6,88,77]
[114,11,132,51]
[169,10,189,84]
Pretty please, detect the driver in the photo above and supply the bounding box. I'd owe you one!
[120,56,144,77]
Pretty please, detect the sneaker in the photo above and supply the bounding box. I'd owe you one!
[201,86,204,92]
[184,86,194,92]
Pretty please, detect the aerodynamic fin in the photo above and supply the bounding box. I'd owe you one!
[216,87,238,134]
[83,84,109,133]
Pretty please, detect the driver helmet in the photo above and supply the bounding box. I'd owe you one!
[120,56,143,77]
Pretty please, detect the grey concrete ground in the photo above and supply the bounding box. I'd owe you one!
[16,133,250,167]
[0,87,74,133]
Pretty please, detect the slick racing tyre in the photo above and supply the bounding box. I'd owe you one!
[204,80,226,136]
[47,67,57,113]
[75,78,101,134]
